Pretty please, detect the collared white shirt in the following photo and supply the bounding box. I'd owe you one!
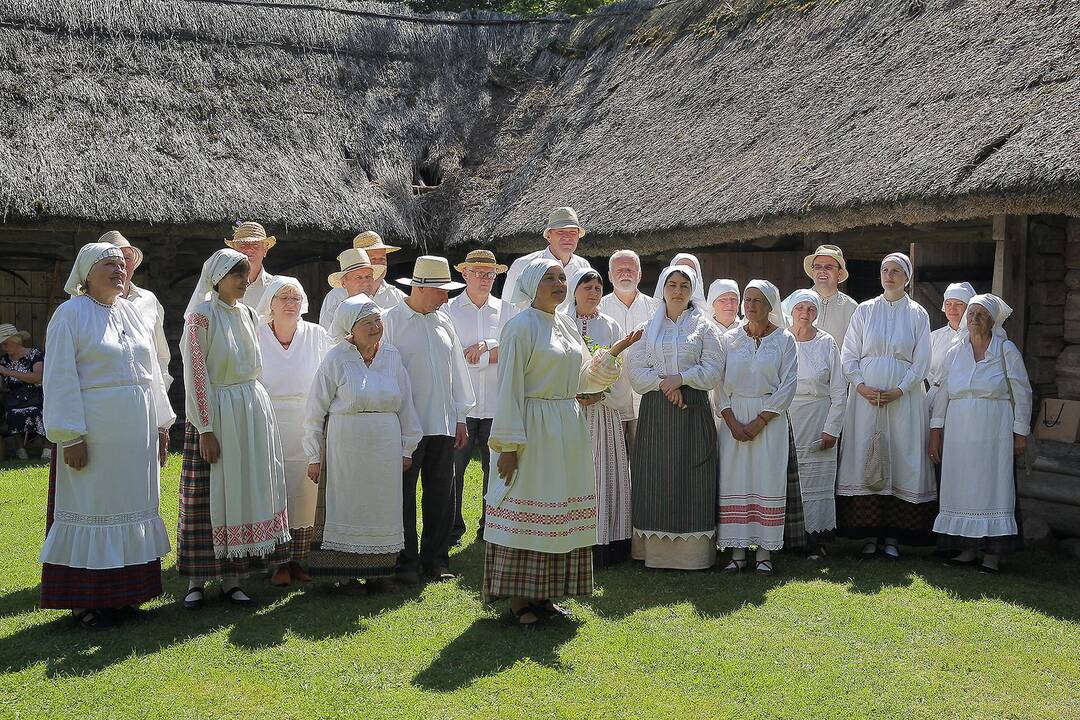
[126,282,172,390]
[501,248,592,323]
[319,281,407,331]
[383,300,476,437]
[599,290,659,419]
[444,291,506,420]
[814,289,858,346]
[241,267,275,313]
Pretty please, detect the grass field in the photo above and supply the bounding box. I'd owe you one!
[1,456,1078,719]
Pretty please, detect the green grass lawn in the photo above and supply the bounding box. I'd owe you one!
[1,456,1078,719]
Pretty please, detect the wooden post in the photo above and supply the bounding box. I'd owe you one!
[992,214,1028,351]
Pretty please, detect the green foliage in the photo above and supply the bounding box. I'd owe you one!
[403,0,618,18]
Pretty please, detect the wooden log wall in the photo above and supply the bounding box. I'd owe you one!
[1025,216,1070,399]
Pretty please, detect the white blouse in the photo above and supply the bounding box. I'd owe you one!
[257,321,333,399]
[931,335,1033,435]
[841,294,931,394]
[444,292,507,420]
[928,324,962,387]
[715,326,798,415]
[302,341,423,463]
[793,330,847,436]
[627,307,724,394]
[318,282,407,331]
[126,282,172,390]
[572,311,634,419]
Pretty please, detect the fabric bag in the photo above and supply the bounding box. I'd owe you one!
[863,402,890,492]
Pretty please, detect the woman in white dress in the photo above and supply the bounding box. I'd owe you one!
[706,279,742,333]
[485,258,638,628]
[304,295,422,594]
[629,266,724,571]
[559,267,635,567]
[786,289,847,556]
[929,294,1031,573]
[836,253,936,559]
[178,249,290,610]
[256,276,333,587]
[927,282,976,413]
[40,243,174,630]
[715,280,798,575]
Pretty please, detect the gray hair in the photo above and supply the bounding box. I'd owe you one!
[608,249,641,273]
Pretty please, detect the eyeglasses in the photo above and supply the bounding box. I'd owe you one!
[467,270,497,279]
[811,264,839,272]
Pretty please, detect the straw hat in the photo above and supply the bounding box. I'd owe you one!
[543,207,586,239]
[99,230,143,270]
[328,249,387,289]
[0,323,31,345]
[803,244,849,283]
[396,256,465,291]
[352,231,400,254]
[454,249,508,274]
[225,221,277,251]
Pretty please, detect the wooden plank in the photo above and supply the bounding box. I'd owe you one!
[992,214,1028,350]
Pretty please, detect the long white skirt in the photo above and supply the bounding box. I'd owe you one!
[934,397,1017,538]
[717,395,789,551]
[272,396,318,530]
[586,402,631,545]
[324,412,404,554]
[40,384,171,569]
[787,394,838,535]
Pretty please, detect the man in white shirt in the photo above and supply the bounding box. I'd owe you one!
[321,248,385,335]
[444,250,508,545]
[318,231,406,329]
[383,256,476,584]
[225,221,278,310]
[599,249,659,451]
[801,244,858,346]
[100,231,173,390]
[501,206,592,320]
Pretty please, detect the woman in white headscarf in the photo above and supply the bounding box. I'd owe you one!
[836,252,935,559]
[256,276,333,587]
[929,294,1031,573]
[177,249,289,610]
[927,282,976,413]
[303,295,422,594]
[654,253,708,305]
[484,258,639,628]
[628,265,724,571]
[559,266,635,567]
[706,279,742,332]
[714,280,798,575]
[39,243,174,629]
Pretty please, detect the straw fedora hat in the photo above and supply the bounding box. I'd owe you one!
[352,231,400,254]
[225,221,277,251]
[98,230,143,270]
[543,207,586,239]
[396,256,465,291]
[454,249,508,275]
[0,323,31,345]
[328,249,387,289]
[803,244,849,283]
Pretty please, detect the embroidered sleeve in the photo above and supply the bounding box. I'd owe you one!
[181,312,213,432]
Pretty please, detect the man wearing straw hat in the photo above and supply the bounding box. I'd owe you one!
[444,250,509,545]
[501,207,592,321]
[383,256,476,584]
[796,244,858,345]
[318,248,387,333]
[100,230,173,390]
[225,221,277,311]
[318,231,406,329]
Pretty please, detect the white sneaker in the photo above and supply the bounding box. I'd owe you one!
[15,447,29,460]
[41,447,52,460]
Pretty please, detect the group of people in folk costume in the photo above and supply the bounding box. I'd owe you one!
[31,207,1032,630]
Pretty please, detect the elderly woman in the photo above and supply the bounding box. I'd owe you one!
[303,295,422,594]
[706,279,742,333]
[559,267,635,568]
[485,258,638,628]
[787,290,847,556]
[256,276,333,587]
[655,253,708,305]
[837,252,935,559]
[927,282,976,413]
[178,249,290,610]
[39,243,173,630]
[714,281,798,575]
[628,266,723,571]
[929,294,1031,573]
[0,324,45,460]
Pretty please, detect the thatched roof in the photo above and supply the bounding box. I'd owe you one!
[2,0,1078,253]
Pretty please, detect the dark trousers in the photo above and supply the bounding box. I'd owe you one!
[451,416,493,542]
[398,435,456,574]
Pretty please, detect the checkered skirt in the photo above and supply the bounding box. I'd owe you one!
[482,542,593,603]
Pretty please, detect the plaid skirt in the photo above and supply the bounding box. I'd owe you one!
[176,422,255,579]
[482,542,594,603]
[268,526,315,565]
[836,494,938,545]
[782,430,808,551]
[40,444,162,609]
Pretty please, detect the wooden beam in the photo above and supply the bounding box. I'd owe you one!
[992,214,1028,350]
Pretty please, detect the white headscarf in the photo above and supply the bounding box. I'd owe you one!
[941,281,976,312]
[185,249,246,317]
[510,257,562,306]
[330,293,380,341]
[881,252,913,287]
[255,275,309,322]
[783,288,820,324]
[557,266,602,317]
[644,265,701,352]
[745,279,788,329]
[966,293,1013,338]
[65,243,124,297]
[655,253,707,303]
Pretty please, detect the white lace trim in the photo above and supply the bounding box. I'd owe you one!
[52,508,161,526]
[716,537,784,551]
[633,528,715,542]
[320,540,405,554]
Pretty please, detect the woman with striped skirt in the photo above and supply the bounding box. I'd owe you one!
[627,265,724,570]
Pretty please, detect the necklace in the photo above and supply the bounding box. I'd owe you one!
[87,295,115,309]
